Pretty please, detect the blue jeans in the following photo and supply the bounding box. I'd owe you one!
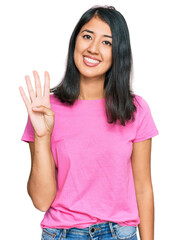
[41,221,138,239]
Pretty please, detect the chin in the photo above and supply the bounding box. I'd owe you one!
[80,72,101,79]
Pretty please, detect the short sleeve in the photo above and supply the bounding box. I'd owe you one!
[133,96,159,143]
[21,115,35,143]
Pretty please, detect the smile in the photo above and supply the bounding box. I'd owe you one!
[83,56,101,67]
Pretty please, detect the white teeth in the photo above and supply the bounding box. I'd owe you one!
[84,57,100,64]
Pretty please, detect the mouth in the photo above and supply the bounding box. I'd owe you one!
[83,56,101,67]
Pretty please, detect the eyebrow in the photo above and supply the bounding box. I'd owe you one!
[81,29,112,38]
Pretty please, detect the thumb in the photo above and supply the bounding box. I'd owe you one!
[32,105,54,116]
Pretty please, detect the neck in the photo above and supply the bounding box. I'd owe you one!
[78,74,105,100]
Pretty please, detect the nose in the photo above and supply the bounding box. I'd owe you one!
[87,39,100,54]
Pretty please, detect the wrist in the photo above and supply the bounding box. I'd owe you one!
[34,133,51,143]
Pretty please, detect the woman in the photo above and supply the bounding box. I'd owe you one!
[19,5,159,240]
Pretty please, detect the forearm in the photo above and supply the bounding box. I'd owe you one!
[27,135,57,211]
[136,188,154,240]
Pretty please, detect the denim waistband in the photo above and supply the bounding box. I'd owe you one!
[51,221,122,239]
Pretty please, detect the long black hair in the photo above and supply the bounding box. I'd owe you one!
[50,5,139,126]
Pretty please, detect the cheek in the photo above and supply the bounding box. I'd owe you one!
[74,42,81,64]
[101,46,112,59]
[74,38,81,55]
[105,50,112,65]
[74,41,80,53]
[74,41,85,63]
[75,38,86,53]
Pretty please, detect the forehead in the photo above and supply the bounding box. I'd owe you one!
[80,16,112,35]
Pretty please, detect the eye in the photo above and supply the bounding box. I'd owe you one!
[82,34,92,40]
[103,41,112,46]
[82,35,112,46]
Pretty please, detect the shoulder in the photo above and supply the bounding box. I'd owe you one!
[49,94,64,107]
[133,94,150,112]
[50,93,60,103]
[49,94,74,114]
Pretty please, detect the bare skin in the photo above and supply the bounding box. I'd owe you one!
[19,71,56,211]
[131,138,154,239]
[19,70,54,137]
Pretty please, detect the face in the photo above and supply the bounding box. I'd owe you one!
[74,16,112,80]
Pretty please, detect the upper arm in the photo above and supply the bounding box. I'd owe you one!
[29,141,34,164]
[131,138,152,194]
[27,142,34,193]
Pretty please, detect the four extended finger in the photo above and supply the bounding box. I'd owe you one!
[19,86,32,115]
[25,75,35,102]
[33,70,42,98]
[43,71,50,101]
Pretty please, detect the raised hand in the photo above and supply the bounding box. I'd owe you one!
[19,70,55,138]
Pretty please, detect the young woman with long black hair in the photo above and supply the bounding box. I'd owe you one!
[19,5,159,240]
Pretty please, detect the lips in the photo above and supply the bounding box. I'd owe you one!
[83,55,101,62]
[83,56,100,67]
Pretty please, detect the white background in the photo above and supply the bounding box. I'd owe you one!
[0,0,177,239]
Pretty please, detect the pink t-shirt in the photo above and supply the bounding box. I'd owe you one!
[21,93,159,229]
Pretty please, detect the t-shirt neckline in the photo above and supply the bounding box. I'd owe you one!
[76,98,105,102]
